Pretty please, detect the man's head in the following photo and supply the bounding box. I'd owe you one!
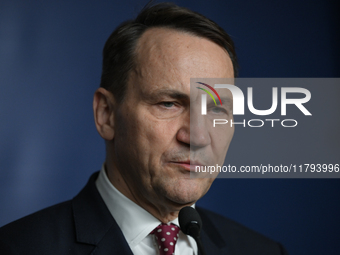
[93,2,236,222]
[99,2,238,103]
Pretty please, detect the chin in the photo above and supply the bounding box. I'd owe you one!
[165,178,211,206]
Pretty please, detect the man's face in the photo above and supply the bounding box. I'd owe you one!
[111,28,234,217]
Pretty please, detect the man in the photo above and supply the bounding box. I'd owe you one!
[0,2,287,255]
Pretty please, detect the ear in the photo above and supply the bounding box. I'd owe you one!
[93,88,116,140]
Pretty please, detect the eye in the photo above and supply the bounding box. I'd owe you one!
[211,107,222,113]
[211,107,227,114]
[161,102,175,108]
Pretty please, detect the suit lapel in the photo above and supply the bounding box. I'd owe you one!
[197,207,229,255]
[72,172,133,255]
[200,230,228,255]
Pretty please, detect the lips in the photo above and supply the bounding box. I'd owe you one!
[169,160,204,172]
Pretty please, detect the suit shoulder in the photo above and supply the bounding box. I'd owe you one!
[196,207,288,255]
[0,200,73,233]
[0,200,75,254]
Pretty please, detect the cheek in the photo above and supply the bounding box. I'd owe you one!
[212,126,234,149]
[123,112,179,162]
[210,126,234,164]
[142,120,179,163]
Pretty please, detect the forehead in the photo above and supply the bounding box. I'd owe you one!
[131,27,233,93]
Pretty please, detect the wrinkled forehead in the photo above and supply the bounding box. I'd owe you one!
[135,28,233,76]
[130,27,234,96]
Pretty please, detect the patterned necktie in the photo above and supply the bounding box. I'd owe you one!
[151,223,180,255]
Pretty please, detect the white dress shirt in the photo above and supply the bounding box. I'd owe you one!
[95,164,198,255]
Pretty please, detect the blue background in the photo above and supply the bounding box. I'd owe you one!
[0,0,339,254]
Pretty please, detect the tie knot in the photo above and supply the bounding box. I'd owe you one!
[151,223,180,255]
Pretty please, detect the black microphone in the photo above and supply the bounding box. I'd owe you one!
[179,206,207,255]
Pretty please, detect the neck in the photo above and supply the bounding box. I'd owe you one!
[105,160,186,223]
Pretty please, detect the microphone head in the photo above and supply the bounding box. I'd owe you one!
[179,206,202,238]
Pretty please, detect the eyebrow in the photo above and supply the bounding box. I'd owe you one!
[206,96,233,106]
[220,97,233,105]
[147,89,190,101]
[146,89,232,105]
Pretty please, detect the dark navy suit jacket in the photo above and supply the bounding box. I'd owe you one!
[0,172,288,254]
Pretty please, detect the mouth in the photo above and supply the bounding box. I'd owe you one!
[168,160,204,172]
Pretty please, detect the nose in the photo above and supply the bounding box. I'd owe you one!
[189,111,211,149]
[176,108,211,149]
[176,111,190,146]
